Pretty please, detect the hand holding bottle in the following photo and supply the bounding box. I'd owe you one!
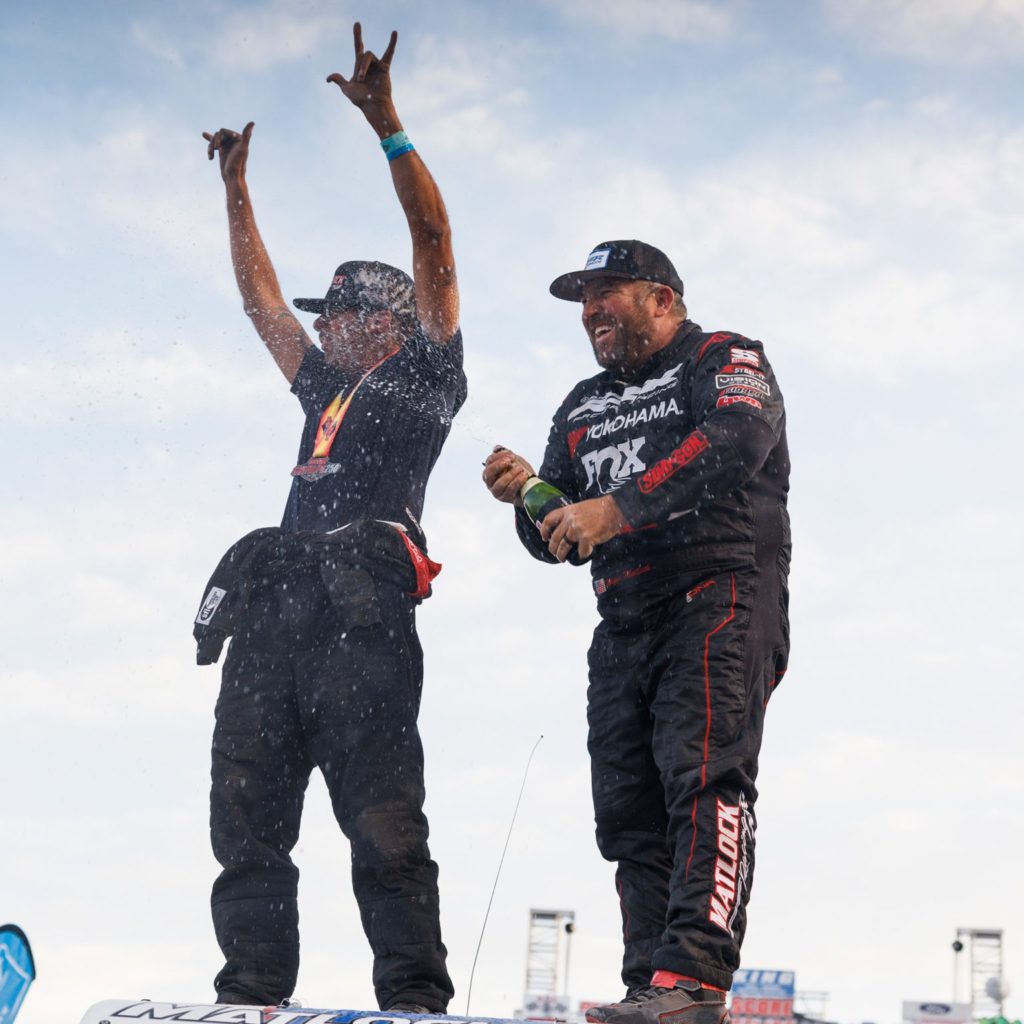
[540,495,629,563]
[482,445,535,506]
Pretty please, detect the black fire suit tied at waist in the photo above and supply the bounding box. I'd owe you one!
[192,520,434,665]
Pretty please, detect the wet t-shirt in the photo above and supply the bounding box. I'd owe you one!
[281,327,466,547]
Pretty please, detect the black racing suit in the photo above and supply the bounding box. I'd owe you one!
[515,321,790,992]
[204,327,466,1008]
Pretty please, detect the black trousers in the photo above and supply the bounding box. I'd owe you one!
[209,570,453,1009]
[587,559,789,993]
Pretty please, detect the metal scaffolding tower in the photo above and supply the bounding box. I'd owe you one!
[522,908,576,1016]
[954,927,1005,1020]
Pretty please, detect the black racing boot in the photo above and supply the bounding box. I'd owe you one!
[585,979,729,1024]
[384,1003,434,1014]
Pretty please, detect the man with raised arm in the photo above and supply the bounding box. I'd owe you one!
[483,242,791,1024]
[198,24,463,1010]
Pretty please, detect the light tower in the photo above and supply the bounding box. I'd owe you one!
[954,927,1006,1021]
[520,908,576,1017]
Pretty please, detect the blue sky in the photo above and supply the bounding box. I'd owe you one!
[2,2,1023,1023]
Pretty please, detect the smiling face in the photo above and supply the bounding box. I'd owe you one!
[580,278,662,372]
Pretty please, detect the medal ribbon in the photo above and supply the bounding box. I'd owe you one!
[310,347,399,460]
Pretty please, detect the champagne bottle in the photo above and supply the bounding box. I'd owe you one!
[520,476,570,526]
[520,476,585,564]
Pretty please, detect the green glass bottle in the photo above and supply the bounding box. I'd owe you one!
[520,476,571,525]
[520,476,585,564]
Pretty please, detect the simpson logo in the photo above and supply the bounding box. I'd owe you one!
[729,347,760,367]
[581,437,647,493]
[715,372,770,397]
[331,273,348,287]
[717,394,763,410]
[567,425,588,457]
[568,363,683,420]
[195,587,227,625]
[637,430,709,493]
[708,795,753,935]
[584,247,612,270]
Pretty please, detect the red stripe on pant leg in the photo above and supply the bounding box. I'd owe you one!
[684,574,736,879]
[685,794,700,881]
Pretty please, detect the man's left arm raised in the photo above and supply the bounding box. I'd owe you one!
[327,23,459,345]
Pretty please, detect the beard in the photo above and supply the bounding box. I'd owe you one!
[586,302,654,373]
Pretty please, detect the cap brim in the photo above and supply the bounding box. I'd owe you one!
[548,269,638,302]
[293,298,330,313]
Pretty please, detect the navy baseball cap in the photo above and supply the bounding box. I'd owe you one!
[549,240,684,302]
[293,260,416,317]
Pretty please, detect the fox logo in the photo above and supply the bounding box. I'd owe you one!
[580,437,646,493]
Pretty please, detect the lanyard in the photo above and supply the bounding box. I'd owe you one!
[292,347,399,480]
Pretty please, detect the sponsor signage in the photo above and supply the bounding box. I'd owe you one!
[730,970,796,1024]
[522,993,571,1016]
[903,1003,973,1024]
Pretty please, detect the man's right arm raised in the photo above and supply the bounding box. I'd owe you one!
[203,122,312,384]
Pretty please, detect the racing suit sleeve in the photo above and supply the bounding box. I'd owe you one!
[611,335,786,528]
[514,398,581,564]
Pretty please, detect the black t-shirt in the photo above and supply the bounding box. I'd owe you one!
[281,326,467,547]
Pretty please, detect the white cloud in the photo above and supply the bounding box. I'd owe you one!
[551,0,738,41]
[823,0,1024,62]
[547,116,1024,380]
[130,21,185,69]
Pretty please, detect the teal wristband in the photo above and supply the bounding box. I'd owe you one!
[381,131,415,162]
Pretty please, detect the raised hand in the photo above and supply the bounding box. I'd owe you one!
[327,22,397,111]
[202,122,254,184]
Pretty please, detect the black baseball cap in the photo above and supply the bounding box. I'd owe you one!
[293,260,417,317]
[549,240,684,302]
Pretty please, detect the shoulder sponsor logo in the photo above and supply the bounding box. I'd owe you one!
[584,247,611,270]
[637,430,709,493]
[195,587,227,625]
[729,347,760,367]
[722,364,766,379]
[717,394,763,410]
[715,372,770,397]
[568,363,683,421]
[581,437,647,493]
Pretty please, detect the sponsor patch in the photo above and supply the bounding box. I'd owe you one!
[637,430,709,493]
[583,397,681,443]
[730,346,760,367]
[581,437,647,493]
[331,273,348,288]
[715,372,771,397]
[717,394,763,410]
[584,247,611,270]
[568,363,683,420]
[195,587,227,625]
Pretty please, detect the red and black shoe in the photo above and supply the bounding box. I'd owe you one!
[584,978,729,1024]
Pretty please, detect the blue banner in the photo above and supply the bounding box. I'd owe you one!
[0,925,36,1024]
[732,969,796,999]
